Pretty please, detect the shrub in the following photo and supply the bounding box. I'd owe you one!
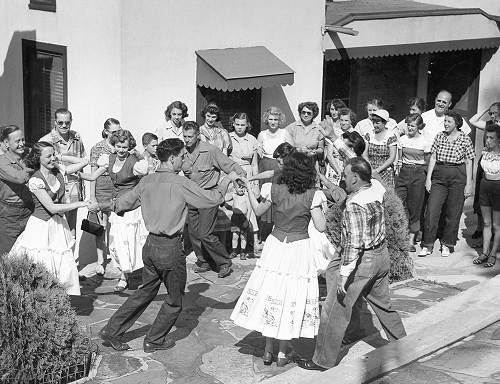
[325,187,414,283]
[0,252,89,383]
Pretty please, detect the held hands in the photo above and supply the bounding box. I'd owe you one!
[337,275,348,296]
[86,200,100,213]
[464,183,473,199]
[425,178,432,193]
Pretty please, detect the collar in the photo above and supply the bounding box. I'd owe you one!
[156,167,177,174]
[230,132,249,142]
[51,129,79,143]
[166,120,183,131]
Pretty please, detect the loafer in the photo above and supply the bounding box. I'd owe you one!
[276,356,293,367]
[296,359,327,371]
[98,328,130,351]
[218,265,231,278]
[194,263,211,273]
[143,339,175,353]
[262,351,274,365]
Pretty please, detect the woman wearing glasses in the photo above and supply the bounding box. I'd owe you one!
[286,102,324,160]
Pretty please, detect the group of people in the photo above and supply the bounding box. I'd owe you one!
[1,89,498,367]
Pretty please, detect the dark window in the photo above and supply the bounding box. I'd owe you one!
[22,40,67,144]
[29,0,56,12]
[197,87,262,138]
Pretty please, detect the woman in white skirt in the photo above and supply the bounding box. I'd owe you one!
[11,142,90,295]
[231,151,327,367]
[81,130,148,291]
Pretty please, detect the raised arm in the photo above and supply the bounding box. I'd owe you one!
[469,108,489,130]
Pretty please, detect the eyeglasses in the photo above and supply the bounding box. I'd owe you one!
[301,111,313,116]
[56,120,72,126]
[489,111,497,116]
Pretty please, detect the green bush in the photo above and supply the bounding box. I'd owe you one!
[0,252,88,383]
[325,187,414,283]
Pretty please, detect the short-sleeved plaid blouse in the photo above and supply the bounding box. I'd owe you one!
[431,132,475,164]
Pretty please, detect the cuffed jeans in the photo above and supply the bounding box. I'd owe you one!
[313,246,406,368]
[423,164,466,248]
[396,164,427,233]
[105,233,186,345]
[187,204,230,269]
[0,202,33,255]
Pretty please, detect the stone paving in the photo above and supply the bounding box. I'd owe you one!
[372,321,500,384]
[75,200,500,383]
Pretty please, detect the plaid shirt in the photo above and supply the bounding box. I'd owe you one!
[340,183,385,277]
[431,132,475,164]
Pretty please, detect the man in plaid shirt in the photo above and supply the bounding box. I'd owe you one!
[298,157,406,370]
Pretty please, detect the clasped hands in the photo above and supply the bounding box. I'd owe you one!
[86,199,100,213]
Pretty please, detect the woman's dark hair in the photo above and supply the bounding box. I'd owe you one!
[366,98,384,110]
[0,125,21,141]
[326,99,347,116]
[201,103,221,121]
[342,131,366,157]
[25,141,54,170]
[157,138,184,162]
[405,113,426,130]
[230,112,252,133]
[407,97,426,113]
[444,110,464,129]
[165,101,189,120]
[485,123,500,140]
[339,108,357,126]
[278,151,316,194]
[273,142,295,159]
[102,118,120,138]
[298,102,320,120]
[109,129,137,149]
[346,157,372,182]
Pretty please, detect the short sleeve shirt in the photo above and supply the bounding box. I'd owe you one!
[286,121,322,150]
[399,134,431,165]
[258,129,291,158]
[431,132,475,164]
[229,132,259,166]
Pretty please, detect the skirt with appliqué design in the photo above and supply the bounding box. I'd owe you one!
[230,234,320,340]
[10,214,80,295]
[108,207,147,273]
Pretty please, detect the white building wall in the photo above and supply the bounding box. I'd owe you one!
[120,0,325,136]
[0,0,123,149]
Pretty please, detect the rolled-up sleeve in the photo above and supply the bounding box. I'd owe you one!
[0,157,31,184]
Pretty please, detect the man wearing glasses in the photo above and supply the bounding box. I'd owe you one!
[39,108,86,237]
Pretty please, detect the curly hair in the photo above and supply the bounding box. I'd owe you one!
[407,97,426,113]
[298,102,319,120]
[165,101,189,120]
[485,123,500,140]
[0,125,21,142]
[25,141,54,170]
[339,107,357,125]
[278,151,316,194]
[109,129,137,149]
[262,106,286,128]
[444,110,464,129]
[200,103,221,121]
[273,142,295,159]
[326,99,347,116]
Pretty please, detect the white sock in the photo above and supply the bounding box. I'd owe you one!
[277,352,286,359]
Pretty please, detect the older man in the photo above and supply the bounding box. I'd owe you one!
[298,157,406,370]
[421,90,471,145]
[181,121,246,278]
[40,108,86,237]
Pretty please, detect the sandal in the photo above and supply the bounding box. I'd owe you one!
[484,255,496,268]
[114,278,128,292]
[473,252,489,265]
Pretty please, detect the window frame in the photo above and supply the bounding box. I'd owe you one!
[28,0,56,12]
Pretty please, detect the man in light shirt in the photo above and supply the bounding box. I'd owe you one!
[421,90,471,145]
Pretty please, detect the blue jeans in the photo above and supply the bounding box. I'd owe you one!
[105,233,186,345]
[313,246,406,368]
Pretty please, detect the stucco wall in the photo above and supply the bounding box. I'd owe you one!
[120,0,325,135]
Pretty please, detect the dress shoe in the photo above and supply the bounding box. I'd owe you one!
[276,356,292,367]
[262,351,274,365]
[98,328,130,351]
[218,265,231,278]
[296,359,327,371]
[143,339,175,353]
[194,263,211,273]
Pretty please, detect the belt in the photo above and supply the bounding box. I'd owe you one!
[149,232,181,239]
[402,163,426,168]
[436,162,463,167]
[363,241,385,251]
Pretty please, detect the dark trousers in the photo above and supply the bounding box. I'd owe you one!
[0,202,32,255]
[423,164,466,248]
[395,165,427,233]
[187,204,230,269]
[105,234,186,345]
[313,246,406,368]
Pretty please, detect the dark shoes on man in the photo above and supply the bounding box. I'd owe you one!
[194,262,232,278]
[143,339,175,353]
[296,359,327,371]
[98,328,130,351]
[217,265,231,278]
[193,263,211,273]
